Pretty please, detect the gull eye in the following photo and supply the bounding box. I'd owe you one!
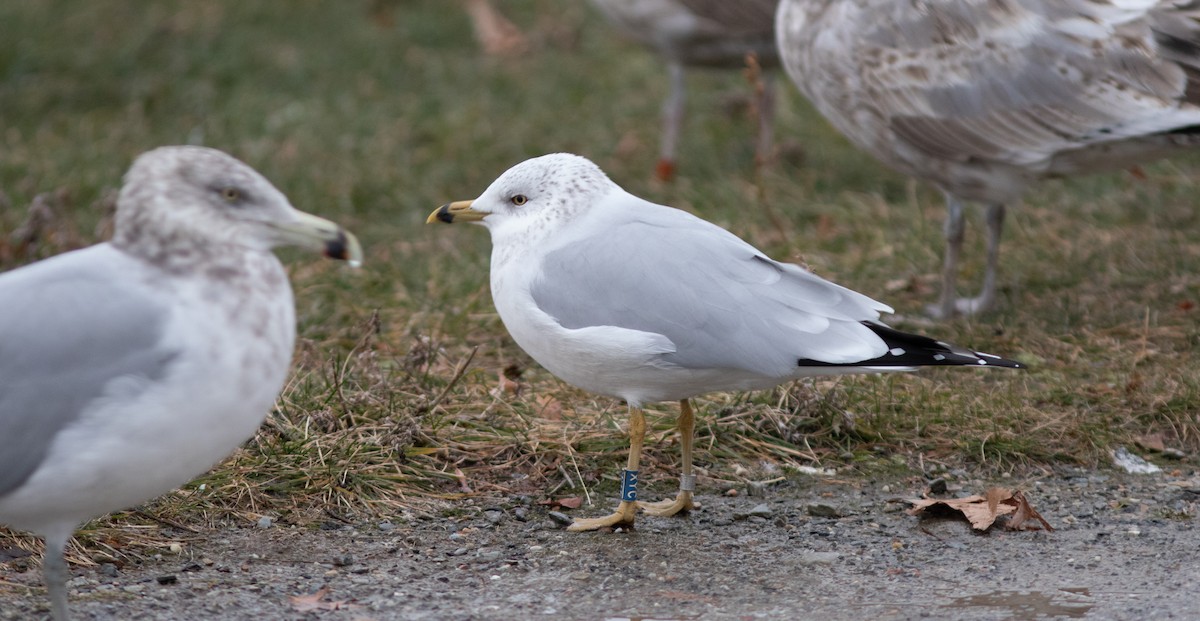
[220,187,242,202]
[511,194,528,206]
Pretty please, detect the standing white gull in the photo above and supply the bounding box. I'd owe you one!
[589,0,781,180]
[0,146,362,620]
[776,0,1200,317]
[427,153,1020,532]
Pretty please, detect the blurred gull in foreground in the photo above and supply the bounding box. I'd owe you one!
[589,0,781,180]
[428,153,1020,532]
[0,146,361,620]
[776,0,1200,317]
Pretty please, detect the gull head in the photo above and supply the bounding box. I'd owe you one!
[113,146,362,268]
[427,153,618,242]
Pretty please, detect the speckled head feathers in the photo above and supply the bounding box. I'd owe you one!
[467,153,621,234]
[113,146,297,259]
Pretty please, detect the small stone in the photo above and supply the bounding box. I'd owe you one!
[485,510,504,525]
[98,563,119,578]
[725,488,739,497]
[928,478,948,494]
[332,555,353,567]
[448,548,468,557]
[168,543,183,554]
[449,533,463,542]
[748,503,772,517]
[547,511,573,527]
[514,507,529,522]
[256,516,273,529]
[155,575,178,585]
[378,521,395,532]
[807,503,842,518]
[476,550,503,562]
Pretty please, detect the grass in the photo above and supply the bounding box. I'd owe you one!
[1,0,1198,566]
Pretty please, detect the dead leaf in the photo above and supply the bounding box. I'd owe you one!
[289,587,359,612]
[538,496,582,510]
[1005,490,1054,532]
[908,488,1053,532]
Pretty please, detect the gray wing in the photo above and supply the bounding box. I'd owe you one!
[789,0,1200,171]
[530,204,892,377]
[0,247,178,498]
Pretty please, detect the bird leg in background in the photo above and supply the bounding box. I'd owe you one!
[956,202,1006,316]
[655,62,687,182]
[932,193,967,319]
[745,53,776,176]
[640,399,699,517]
[567,407,646,532]
[932,195,1007,318]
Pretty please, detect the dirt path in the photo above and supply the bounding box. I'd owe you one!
[2,467,1197,620]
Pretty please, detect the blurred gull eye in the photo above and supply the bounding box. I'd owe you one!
[221,187,242,202]
[511,194,528,206]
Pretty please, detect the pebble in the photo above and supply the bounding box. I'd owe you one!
[256,516,273,529]
[547,511,573,527]
[98,563,119,578]
[928,478,948,494]
[807,503,843,518]
[378,521,395,532]
[749,503,772,517]
[155,575,178,585]
[485,510,505,525]
[513,507,528,522]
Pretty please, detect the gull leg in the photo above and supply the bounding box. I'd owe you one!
[42,529,73,621]
[568,407,645,531]
[640,399,699,517]
[954,203,1006,316]
[655,62,686,182]
[929,193,967,319]
[754,72,777,173]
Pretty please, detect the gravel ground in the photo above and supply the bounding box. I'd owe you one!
[2,467,1197,620]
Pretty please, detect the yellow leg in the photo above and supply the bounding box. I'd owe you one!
[568,407,646,532]
[640,399,699,517]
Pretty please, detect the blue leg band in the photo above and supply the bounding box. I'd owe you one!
[621,469,639,502]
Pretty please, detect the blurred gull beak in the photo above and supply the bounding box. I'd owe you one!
[270,211,363,267]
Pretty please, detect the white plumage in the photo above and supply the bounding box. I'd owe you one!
[0,146,361,620]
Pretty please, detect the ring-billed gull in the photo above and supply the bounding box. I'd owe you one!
[776,0,1200,317]
[427,153,1020,532]
[589,0,780,180]
[0,146,362,620]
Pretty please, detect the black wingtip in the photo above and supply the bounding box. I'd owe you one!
[797,322,1025,370]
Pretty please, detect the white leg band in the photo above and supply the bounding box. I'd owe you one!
[679,474,696,492]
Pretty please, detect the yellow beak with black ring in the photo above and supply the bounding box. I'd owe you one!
[427,200,486,224]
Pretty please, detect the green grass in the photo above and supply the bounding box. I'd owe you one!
[1,0,1198,562]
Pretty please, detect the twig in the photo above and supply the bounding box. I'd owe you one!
[425,346,479,413]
